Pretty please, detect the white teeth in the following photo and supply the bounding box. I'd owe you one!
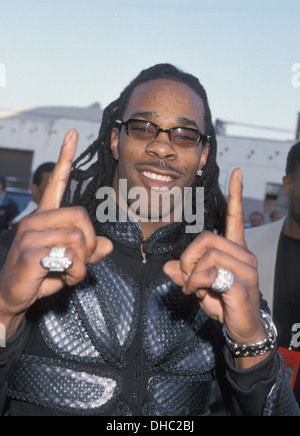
[141,171,173,182]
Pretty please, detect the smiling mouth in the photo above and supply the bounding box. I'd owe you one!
[138,167,180,192]
[141,171,174,183]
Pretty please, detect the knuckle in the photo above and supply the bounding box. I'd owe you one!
[72,206,89,221]
[244,248,258,268]
[198,230,212,244]
[206,246,218,259]
[17,214,35,232]
[70,228,85,246]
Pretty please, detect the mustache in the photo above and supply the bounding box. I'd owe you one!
[136,160,183,176]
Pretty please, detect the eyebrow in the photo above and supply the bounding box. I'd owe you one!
[177,117,199,129]
[130,111,158,120]
[129,112,200,129]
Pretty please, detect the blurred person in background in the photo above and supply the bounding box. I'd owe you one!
[13,162,55,224]
[246,141,300,405]
[249,211,264,227]
[0,176,19,234]
[270,210,283,223]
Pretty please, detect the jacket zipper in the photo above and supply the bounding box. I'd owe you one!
[133,246,147,414]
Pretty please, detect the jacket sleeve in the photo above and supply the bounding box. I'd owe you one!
[224,347,300,416]
[0,320,27,414]
[221,293,300,416]
[262,352,300,416]
[0,227,24,414]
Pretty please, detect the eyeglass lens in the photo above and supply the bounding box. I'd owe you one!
[127,120,201,148]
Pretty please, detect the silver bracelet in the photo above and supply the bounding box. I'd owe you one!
[222,311,278,358]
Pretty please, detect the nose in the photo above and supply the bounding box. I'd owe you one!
[145,132,178,160]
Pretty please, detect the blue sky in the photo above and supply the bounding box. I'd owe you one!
[0,0,299,139]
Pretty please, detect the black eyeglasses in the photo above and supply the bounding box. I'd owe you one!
[116,119,210,148]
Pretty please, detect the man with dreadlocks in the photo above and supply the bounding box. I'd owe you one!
[0,64,298,416]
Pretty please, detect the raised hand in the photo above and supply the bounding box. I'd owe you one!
[164,169,268,368]
[0,130,113,338]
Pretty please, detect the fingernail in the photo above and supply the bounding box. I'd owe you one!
[64,129,75,146]
[182,272,189,283]
[235,168,243,184]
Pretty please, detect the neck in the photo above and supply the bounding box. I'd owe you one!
[112,173,180,241]
[283,215,300,240]
[139,220,172,241]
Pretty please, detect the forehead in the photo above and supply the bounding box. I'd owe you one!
[123,79,206,129]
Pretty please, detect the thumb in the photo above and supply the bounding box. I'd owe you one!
[87,237,113,264]
[163,260,185,287]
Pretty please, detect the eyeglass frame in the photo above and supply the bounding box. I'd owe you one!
[115,119,211,148]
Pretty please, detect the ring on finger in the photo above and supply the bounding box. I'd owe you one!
[211,268,234,294]
[40,247,73,273]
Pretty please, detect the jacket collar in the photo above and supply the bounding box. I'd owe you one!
[100,212,183,255]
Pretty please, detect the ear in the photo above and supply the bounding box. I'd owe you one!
[198,144,209,171]
[283,175,292,197]
[110,128,120,161]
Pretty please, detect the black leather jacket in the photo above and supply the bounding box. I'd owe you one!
[0,220,299,416]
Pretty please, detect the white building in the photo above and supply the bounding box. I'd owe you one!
[217,135,294,222]
[0,104,102,210]
[0,104,297,221]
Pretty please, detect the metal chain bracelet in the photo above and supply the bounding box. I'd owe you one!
[222,310,278,358]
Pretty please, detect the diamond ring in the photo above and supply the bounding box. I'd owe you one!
[211,268,234,294]
[40,247,73,273]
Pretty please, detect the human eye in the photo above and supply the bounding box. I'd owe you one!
[173,128,198,145]
[129,121,156,138]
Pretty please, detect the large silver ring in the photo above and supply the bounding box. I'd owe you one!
[40,247,73,273]
[211,268,234,294]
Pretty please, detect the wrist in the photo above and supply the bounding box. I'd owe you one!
[0,311,24,341]
[234,351,272,370]
[223,311,278,369]
[0,296,26,340]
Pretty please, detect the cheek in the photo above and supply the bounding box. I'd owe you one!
[117,141,142,181]
[180,151,202,181]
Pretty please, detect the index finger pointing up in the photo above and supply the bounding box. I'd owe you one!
[225,168,246,247]
[38,129,78,212]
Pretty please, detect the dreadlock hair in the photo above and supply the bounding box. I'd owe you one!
[63,63,227,257]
